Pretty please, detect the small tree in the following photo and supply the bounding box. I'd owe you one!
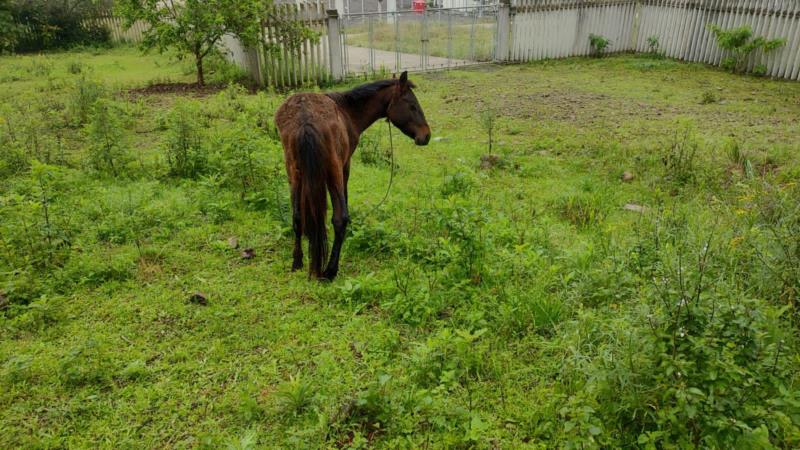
[708,25,785,74]
[117,0,264,85]
[86,99,130,177]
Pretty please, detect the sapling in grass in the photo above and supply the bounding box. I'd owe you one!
[86,99,130,177]
[480,107,496,156]
[708,24,785,74]
[163,100,207,178]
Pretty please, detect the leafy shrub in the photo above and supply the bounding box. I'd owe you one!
[67,60,84,74]
[440,171,475,197]
[163,100,207,178]
[699,90,718,105]
[0,0,20,53]
[589,34,610,57]
[67,76,105,127]
[425,200,488,282]
[85,99,130,176]
[661,123,699,186]
[193,175,234,224]
[212,118,274,198]
[8,0,110,52]
[543,212,800,448]
[410,327,491,388]
[708,25,785,74]
[205,51,249,85]
[358,129,393,168]
[738,182,800,323]
[0,162,74,275]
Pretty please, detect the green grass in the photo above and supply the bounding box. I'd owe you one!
[2,47,800,448]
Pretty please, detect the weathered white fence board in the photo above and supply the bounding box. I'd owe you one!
[86,16,147,43]
[511,1,637,59]
[259,0,331,88]
[509,0,800,80]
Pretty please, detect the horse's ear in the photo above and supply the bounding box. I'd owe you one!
[392,73,397,79]
[399,71,408,84]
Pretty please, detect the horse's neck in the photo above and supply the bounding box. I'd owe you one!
[330,91,391,139]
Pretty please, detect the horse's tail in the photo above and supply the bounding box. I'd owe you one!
[295,125,328,277]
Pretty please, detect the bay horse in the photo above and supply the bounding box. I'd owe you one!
[275,71,431,280]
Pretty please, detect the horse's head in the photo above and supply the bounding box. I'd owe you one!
[387,71,431,146]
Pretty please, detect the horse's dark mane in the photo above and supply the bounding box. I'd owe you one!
[328,78,416,106]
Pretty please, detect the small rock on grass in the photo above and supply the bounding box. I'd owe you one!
[189,292,208,305]
[621,171,635,182]
[241,248,255,260]
[227,237,239,249]
[480,154,502,169]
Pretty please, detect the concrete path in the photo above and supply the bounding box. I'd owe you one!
[344,45,475,73]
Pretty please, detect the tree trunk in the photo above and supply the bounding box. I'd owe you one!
[196,54,205,86]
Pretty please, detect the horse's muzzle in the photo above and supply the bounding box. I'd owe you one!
[415,127,431,146]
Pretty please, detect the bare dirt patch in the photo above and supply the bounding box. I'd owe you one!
[128,82,225,97]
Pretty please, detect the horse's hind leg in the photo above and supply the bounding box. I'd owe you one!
[322,169,349,280]
[290,183,303,271]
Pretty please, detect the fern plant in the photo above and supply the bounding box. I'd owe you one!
[708,25,785,74]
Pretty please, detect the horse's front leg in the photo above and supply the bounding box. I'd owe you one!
[322,168,349,281]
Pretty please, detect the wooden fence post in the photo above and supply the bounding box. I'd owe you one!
[629,0,642,52]
[327,9,344,80]
[245,46,263,87]
[495,0,512,62]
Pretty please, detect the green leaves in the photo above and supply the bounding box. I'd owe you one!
[708,24,786,74]
[116,0,314,85]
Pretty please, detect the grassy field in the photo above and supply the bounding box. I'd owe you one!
[2,46,800,448]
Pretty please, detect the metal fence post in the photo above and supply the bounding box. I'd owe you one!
[495,0,511,62]
[327,9,344,80]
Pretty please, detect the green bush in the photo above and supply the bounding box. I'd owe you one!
[67,76,106,127]
[589,34,611,57]
[708,25,785,74]
[8,0,110,52]
[85,99,130,176]
[163,100,208,178]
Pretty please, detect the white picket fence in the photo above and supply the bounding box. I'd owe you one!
[91,15,148,43]
[90,0,800,84]
[510,0,637,59]
[508,0,800,80]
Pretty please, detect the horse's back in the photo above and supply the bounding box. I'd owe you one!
[275,93,341,136]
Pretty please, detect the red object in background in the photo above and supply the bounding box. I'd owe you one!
[412,0,426,12]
